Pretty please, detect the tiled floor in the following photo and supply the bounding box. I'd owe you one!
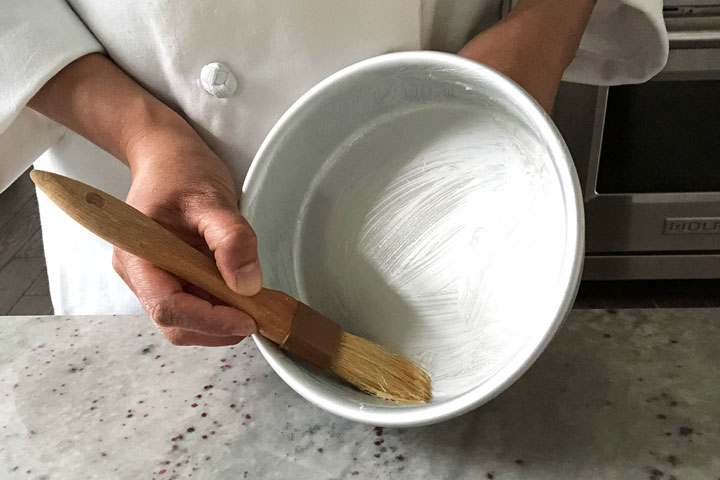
[0,170,52,315]
[1,169,719,315]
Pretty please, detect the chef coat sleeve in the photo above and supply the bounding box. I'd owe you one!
[563,0,668,85]
[0,0,103,192]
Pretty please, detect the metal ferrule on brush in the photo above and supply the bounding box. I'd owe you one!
[280,302,343,369]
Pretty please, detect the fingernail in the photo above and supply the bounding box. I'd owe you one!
[233,261,261,293]
[235,262,260,281]
[232,310,257,336]
[237,261,260,275]
[233,321,257,337]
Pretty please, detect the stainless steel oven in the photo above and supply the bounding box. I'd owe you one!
[552,2,720,280]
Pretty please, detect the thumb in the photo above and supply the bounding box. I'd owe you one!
[197,205,263,296]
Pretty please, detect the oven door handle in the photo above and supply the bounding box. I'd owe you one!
[669,30,720,48]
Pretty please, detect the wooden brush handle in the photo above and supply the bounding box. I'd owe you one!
[30,170,296,345]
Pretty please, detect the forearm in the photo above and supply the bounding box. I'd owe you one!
[27,53,198,171]
[458,0,596,112]
[28,53,261,345]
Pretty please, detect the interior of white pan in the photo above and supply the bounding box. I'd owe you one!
[242,52,582,426]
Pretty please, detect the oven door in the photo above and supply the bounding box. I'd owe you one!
[553,8,720,279]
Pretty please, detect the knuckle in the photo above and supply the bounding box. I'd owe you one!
[222,223,257,249]
[184,188,234,213]
[163,329,193,346]
[111,249,124,274]
[147,300,176,328]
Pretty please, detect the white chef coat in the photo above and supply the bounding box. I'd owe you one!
[0,0,668,315]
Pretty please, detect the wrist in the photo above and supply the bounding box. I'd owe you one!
[458,0,596,112]
[507,0,596,70]
[122,97,201,172]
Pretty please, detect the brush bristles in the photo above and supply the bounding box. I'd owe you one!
[330,332,432,404]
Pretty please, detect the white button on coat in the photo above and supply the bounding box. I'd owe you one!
[199,62,238,98]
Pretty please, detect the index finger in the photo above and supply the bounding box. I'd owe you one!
[114,250,257,338]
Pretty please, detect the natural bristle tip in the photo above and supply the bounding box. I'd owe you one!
[330,333,432,404]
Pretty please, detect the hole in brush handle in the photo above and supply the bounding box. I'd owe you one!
[85,192,106,208]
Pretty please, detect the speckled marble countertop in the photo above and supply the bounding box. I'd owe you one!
[1,309,719,479]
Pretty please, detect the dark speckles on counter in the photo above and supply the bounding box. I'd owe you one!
[678,427,694,437]
[2,311,720,479]
[648,467,665,480]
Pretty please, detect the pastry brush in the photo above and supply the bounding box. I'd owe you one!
[30,170,431,404]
